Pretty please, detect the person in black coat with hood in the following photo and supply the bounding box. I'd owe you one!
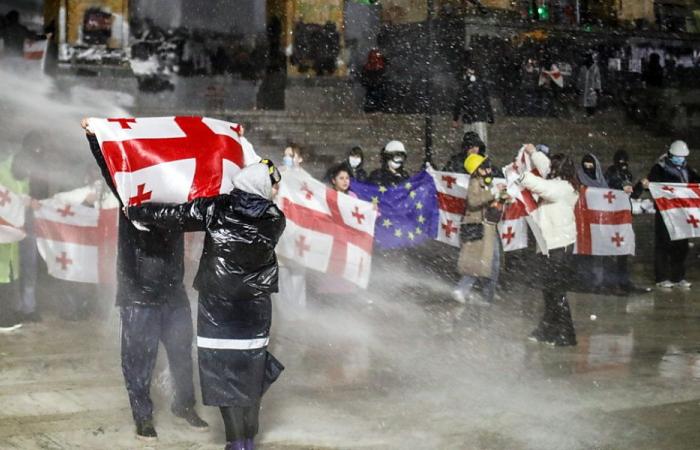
[637,141,700,289]
[82,120,207,441]
[442,131,486,173]
[451,66,494,146]
[128,161,286,450]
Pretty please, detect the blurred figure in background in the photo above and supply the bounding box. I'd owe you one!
[578,53,602,116]
[361,48,386,113]
[452,65,494,146]
[443,131,486,173]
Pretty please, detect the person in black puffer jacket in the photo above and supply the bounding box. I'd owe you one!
[636,141,700,289]
[128,161,286,450]
[83,122,207,442]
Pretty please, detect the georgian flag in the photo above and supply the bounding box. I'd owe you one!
[23,37,49,60]
[0,183,26,243]
[649,183,700,240]
[429,168,469,247]
[87,117,260,207]
[539,64,564,88]
[575,187,635,256]
[34,199,118,284]
[276,169,377,288]
[497,200,529,252]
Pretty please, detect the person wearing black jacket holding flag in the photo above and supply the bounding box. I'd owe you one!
[128,161,286,450]
[81,119,207,442]
[637,140,700,289]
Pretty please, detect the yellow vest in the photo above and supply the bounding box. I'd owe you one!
[0,156,29,283]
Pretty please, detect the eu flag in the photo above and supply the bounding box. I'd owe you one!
[351,170,438,249]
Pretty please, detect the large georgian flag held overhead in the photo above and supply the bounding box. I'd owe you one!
[649,182,700,240]
[276,169,377,288]
[87,117,260,206]
[34,199,118,284]
[0,183,26,243]
[575,187,635,256]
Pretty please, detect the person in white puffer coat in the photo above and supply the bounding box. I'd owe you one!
[517,144,580,346]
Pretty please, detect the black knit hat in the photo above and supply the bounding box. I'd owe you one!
[461,131,485,155]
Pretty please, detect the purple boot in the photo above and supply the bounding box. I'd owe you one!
[245,438,255,450]
[225,440,245,450]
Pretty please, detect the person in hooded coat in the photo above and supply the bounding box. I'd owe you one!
[604,151,651,294]
[576,153,610,292]
[577,53,602,116]
[442,131,486,173]
[82,120,208,441]
[128,161,286,450]
[636,141,700,289]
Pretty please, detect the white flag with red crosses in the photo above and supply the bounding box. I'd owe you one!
[0,183,26,243]
[87,117,260,207]
[649,182,700,241]
[574,187,635,256]
[276,169,377,288]
[497,201,529,252]
[34,199,118,284]
[429,168,470,248]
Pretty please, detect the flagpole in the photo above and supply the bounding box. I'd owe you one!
[424,0,435,167]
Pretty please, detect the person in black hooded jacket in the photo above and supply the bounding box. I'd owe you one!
[128,161,286,450]
[636,141,700,289]
[82,120,207,441]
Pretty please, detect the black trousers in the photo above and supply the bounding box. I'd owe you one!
[0,279,20,326]
[654,215,689,283]
[535,246,576,344]
[120,302,196,423]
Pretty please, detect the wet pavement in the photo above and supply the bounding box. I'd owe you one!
[2,265,700,450]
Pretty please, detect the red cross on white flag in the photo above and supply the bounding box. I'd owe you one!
[0,183,26,243]
[429,168,470,248]
[574,186,635,256]
[34,199,118,284]
[276,169,377,288]
[497,201,529,252]
[649,182,700,241]
[87,116,261,207]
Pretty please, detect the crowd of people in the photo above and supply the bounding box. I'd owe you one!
[0,113,697,450]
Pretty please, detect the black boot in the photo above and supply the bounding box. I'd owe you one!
[529,291,558,344]
[135,419,158,441]
[552,294,577,347]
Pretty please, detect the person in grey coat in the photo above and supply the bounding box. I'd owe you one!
[577,53,602,116]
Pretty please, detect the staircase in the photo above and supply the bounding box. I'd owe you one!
[133,107,675,179]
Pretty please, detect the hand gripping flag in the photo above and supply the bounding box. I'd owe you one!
[649,183,700,240]
[276,169,377,288]
[0,183,26,243]
[429,168,470,247]
[34,199,118,284]
[87,117,260,206]
[575,187,635,256]
[351,170,439,249]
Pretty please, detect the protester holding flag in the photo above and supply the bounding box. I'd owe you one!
[442,131,485,173]
[453,154,508,305]
[368,140,411,186]
[0,155,27,332]
[82,119,208,441]
[638,141,700,289]
[518,145,580,346]
[128,161,286,450]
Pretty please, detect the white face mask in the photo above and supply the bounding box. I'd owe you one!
[348,156,362,168]
[389,160,402,170]
[469,75,476,82]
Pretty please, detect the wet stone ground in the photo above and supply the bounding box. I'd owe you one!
[1,262,700,450]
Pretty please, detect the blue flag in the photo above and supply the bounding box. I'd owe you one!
[351,170,438,249]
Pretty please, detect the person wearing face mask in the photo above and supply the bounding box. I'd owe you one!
[280,143,307,174]
[575,153,610,292]
[451,65,494,146]
[323,146,367,183]
[368,140,410,186]
[128,161,286,450]
[453,154,509,305]
[637,141,700,289]
[517,144,580,346]
[604,150,652,295]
